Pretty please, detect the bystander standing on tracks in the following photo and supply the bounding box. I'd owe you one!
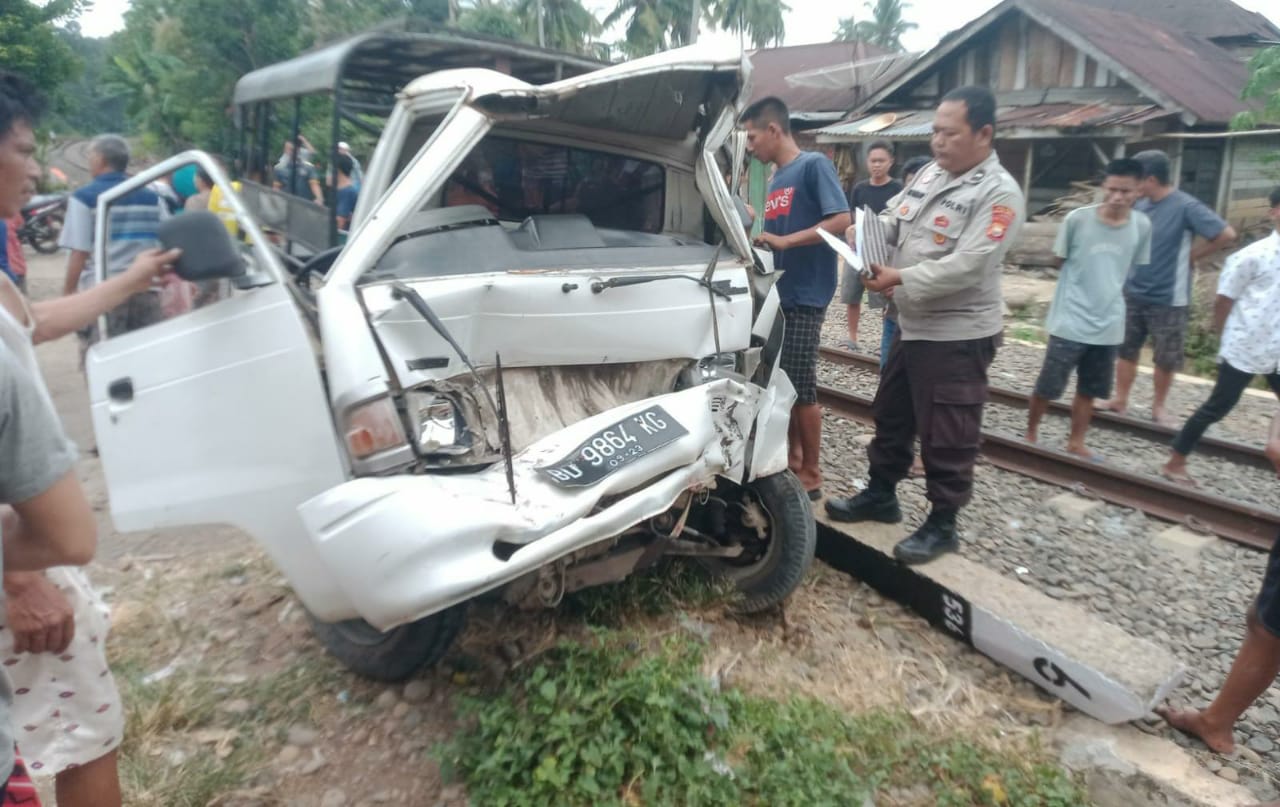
[1024,159,1151,460]
[1160,187,1280,486]
[1097,149,1236,425]
[839,140,901,353]
[1158,415,1280,761]
[825,86,1025,565]
[740,96,851,501]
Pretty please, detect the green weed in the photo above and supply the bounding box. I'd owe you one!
[441,631,1087,806]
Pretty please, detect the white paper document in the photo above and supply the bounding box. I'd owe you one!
[816,206,893,278]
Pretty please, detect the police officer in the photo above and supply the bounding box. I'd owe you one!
[825,86,1025,565]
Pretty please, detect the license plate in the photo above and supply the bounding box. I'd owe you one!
[537,405,689,488]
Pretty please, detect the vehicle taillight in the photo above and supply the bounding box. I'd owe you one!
[343,397,408,459]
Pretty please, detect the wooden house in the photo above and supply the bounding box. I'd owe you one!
[814,0,1280,226]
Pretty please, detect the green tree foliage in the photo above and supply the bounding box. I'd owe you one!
[1233,45,1280,130]
[457,0,529,41]
[0,0,86,103]
[604,0,698,58]
[106,0,305,154]
[835,0,917,52]
[711,0,787,48]
[515,0,603,55]
[50,28,128,134]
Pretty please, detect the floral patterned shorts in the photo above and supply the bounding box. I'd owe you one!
[0,567,123,777]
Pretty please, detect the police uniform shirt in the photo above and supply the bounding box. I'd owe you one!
[881,151,1025,342]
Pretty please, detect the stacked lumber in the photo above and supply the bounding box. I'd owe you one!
[1033,181,1102,222]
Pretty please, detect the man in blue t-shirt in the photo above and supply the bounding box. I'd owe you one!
[741,96,851,498]
[333,153,359,231]
[1097,149,1236,425]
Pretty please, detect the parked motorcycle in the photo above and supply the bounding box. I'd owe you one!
[18,193,67,254]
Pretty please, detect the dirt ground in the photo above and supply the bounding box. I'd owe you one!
[22,250,1066,806]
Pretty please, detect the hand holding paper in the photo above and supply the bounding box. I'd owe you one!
[817,205,893,278]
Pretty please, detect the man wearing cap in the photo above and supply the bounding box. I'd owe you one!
[1097,149,1236,425]
[338,141,362,190]
[825,86,1025,565]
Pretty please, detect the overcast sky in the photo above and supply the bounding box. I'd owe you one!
[75,0,1280,54]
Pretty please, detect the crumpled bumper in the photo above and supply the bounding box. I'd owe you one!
[297,379,783,630]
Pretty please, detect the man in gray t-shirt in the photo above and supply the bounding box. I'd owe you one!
[1098,150,1236,426]
[1026,159,1150,459]
[0,344,83,786]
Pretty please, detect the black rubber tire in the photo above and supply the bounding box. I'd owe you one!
[30,214,62,254]
[706,470,816,613]
[308,603,467,682]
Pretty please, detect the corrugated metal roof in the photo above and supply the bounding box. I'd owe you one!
[815,103,1173,140]
[745,41,892,115]
[1022,0,1257,125]
[1054,0,1280,42]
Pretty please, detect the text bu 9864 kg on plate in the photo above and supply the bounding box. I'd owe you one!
[538,405,689,487]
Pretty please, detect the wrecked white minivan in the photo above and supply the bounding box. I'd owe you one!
[86,48,815,681]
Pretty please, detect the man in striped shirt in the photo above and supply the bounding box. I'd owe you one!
[58,135,168,351]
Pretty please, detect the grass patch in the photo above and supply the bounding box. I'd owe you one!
[561,559,736,625]
[1008,323,1047,345]
[442,631,1086,806]
[106,581,344,806]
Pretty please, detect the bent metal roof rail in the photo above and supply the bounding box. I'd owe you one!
[232,24,605,109]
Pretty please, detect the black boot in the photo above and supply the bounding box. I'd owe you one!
[824,476,902,523]
[893,509,959,565]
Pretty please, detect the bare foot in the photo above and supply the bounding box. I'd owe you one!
[1025,430,1038,444]
[1065,444,1103,463]
[1095,398,1126,415]
[1152,409,1179,428]
[1159,459,1199,487]
[1156,706,1235,754]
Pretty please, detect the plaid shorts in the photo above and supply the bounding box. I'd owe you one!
[1033,336,1118,401]
[780,305,826,404]
[1119,299,1187,371]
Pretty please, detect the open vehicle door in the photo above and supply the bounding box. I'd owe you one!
[83,152,353,617]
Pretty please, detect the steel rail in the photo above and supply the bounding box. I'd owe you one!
[817,385,1280,551]
[818,346,1272,471]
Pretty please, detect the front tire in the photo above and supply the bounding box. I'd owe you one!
[308,603,467,682]
[703,470,816,613]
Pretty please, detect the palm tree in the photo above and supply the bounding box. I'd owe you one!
[604,0,696,58]
[711,0,787,48]
[515,0,602,53]
[835,0,917,52]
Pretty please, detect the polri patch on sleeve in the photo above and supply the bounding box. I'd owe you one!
[987,204,1015,241]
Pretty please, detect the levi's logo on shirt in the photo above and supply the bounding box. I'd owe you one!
[764,187,795,220]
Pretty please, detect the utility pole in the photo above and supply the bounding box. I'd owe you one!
[689,0,699,44]
[536,0,546,47]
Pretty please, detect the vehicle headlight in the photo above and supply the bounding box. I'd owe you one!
[680,352,742,388]
[343,396,410,460]
[406,391,470,456]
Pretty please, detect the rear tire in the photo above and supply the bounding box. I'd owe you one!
[704,470,816,613]
[309,603,467,682]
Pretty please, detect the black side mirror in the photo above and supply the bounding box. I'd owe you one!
[158,212,246,282]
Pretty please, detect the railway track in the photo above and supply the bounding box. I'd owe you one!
[818,346,1273,471]
[816,384,1280,551]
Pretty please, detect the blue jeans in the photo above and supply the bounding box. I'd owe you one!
[880,317,898,370]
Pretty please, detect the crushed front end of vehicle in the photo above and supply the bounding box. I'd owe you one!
[302,46,813,637]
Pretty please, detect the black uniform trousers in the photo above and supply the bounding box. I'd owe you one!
[867,332,999,511]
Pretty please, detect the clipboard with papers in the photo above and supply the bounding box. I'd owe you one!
[817,205,894,277]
